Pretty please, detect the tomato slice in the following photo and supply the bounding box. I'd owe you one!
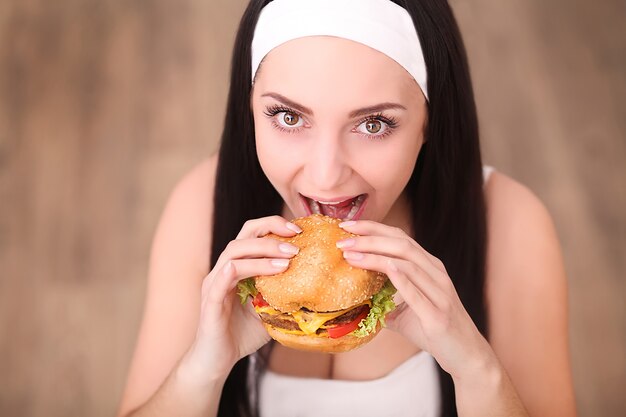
[326,307,370,339]
[252,292,269,308]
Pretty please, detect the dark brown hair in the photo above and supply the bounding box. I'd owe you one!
[211,1,487,415]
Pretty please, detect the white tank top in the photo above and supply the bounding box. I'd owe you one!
[256,165,495,417]
[258,350,441,417]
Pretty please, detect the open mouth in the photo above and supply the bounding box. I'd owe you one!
[300,193,368,221]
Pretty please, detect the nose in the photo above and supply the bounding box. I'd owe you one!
[304,134,351,191]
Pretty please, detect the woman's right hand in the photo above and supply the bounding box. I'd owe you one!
[180,215,302,384]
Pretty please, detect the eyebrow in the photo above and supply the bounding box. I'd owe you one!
[260,92,407,118]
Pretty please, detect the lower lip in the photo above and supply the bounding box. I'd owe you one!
[299,194,368,221]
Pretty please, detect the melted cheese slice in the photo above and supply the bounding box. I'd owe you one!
[292,300,372,335]
[254,306,282,315]
[291,310,344,335]
[255,301,371,335]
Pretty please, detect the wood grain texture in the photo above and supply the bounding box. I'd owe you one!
[0,0,624,416]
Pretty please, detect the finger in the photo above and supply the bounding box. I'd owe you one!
[339,220,447,274]
[384,259,432,316]
[236,215,302,240]
[343,251,448,308]
[339,219,407,239]
[337,235,443,279]
[205,258,290,305]
[214,237,300,272]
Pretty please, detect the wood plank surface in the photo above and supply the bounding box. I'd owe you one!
[0,0,624,416]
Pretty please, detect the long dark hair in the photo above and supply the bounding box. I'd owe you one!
[210,1,487,416]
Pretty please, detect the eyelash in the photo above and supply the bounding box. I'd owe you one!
[262,104,399,140]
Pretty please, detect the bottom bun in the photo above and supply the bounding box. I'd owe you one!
[263,322,381,353]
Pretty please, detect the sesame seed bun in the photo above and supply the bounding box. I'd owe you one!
[255,214,387,313]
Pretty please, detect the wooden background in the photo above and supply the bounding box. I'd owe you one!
[0,0,624,416]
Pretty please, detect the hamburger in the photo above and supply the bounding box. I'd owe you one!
[237,214,397,353]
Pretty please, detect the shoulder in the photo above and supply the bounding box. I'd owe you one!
[483,170,565,312]
[165,153,218,213]
[483,171,561,266]
[483,169,568,341]
[150,153,219,276]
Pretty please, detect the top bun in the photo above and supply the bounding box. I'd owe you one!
[255,214,387,313]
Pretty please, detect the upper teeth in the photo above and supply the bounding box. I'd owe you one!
[317,199,350,205]
[307,194,366,220]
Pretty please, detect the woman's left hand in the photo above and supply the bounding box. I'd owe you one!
[337,220,497,381]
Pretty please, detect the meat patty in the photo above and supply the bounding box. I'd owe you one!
[324,304,370,326]
[259,312,301,331]
[259,303,370,332]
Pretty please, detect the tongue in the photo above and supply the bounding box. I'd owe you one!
[319,197,358,219]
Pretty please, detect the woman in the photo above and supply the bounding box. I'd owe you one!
[117,0,577,416]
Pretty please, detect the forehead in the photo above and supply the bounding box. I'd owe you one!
[253,36,422,107]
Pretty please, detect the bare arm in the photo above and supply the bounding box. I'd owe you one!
[124,350,227,417]
[448,172,576,416]
[117,156,217,416]
[466,172,577,416]
[117,154,299,417]
[343,171,576,417]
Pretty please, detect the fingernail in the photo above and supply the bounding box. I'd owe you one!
[343,251,364,260]
[278,243,299,255]
[270,258,290,268]
[285,222,302,233]
[336,238,355,249]
[339,220,356,228]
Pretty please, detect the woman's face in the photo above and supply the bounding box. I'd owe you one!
[251,36,427,223]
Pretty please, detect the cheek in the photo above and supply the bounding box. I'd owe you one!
[255,128,297,192]
[360,141,421,193]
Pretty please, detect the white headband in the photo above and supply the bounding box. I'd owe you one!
[251,0,429,100]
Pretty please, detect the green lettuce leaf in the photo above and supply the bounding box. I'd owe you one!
[236,278,257,305]
[352,279,397,338]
